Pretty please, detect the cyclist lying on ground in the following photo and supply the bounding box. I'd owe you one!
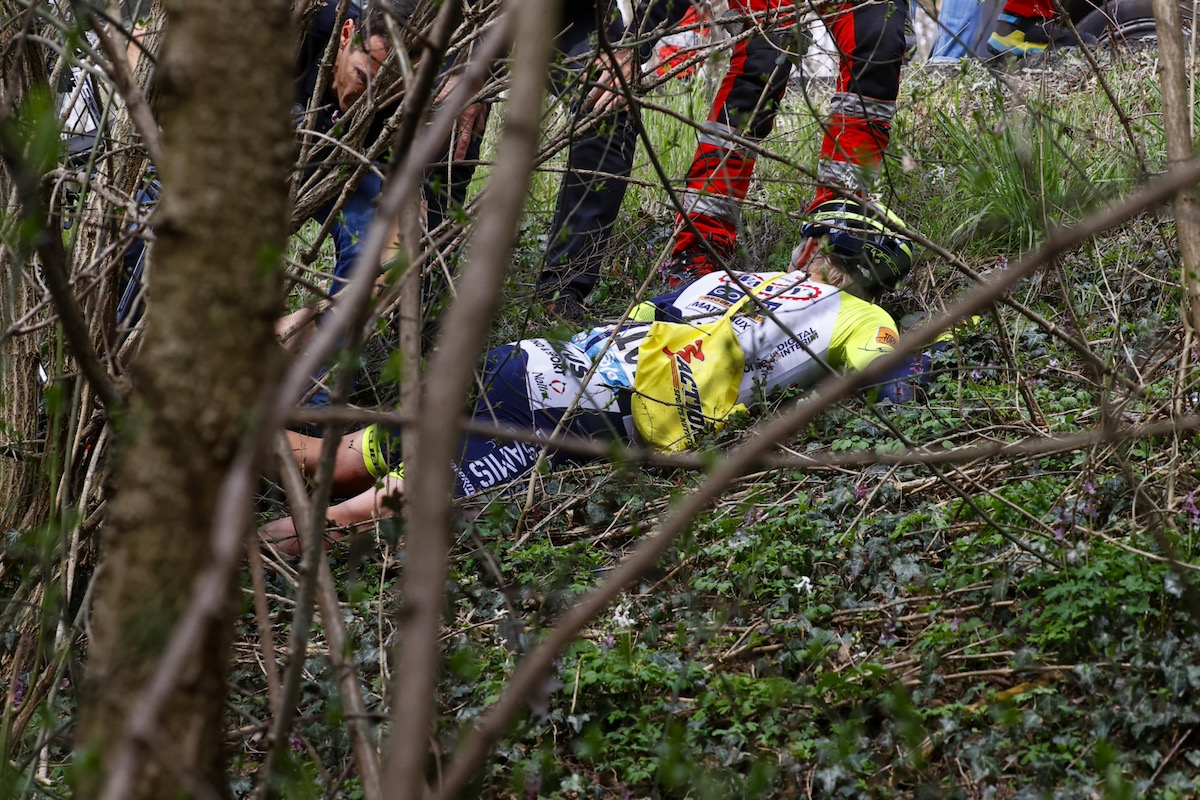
[261,201,924,556]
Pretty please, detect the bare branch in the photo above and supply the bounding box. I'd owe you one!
[380,0,556,795]
[273,6,510,418]
[95,17,517,797]
[1050,0,1147,174]
[0,134,124,412]
[289,402,1200,473]
[256,428,335,799]
[265,435,383,800]
[86,12,165,169]
[1153,0,1200,336]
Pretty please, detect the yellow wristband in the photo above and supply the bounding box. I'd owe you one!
[361,424,393,480]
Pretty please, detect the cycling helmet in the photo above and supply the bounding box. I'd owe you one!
[794,199,914,294]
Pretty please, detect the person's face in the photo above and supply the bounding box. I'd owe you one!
[332,19,389,113]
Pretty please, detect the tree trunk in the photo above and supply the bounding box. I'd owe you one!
[1152,0,1200,335]
[0,1,52,535]
[0,278,51,534]
[76,0,293,796]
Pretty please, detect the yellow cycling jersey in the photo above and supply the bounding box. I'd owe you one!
[686,271,896,402]
[573,270,899,450]
[360,274,902,476]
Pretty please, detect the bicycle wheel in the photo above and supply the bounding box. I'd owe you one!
[1075,0,1195,43]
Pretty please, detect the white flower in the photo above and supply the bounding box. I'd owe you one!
[612,600,635,629]
[794,576,813,595]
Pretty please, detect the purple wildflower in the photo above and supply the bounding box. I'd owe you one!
[1184,491,1200,531]
[1052,506,1071,542]
[950,616,963,632]
[878,618,899,647]
[289,735,302,752]
[1081,478,1098,520]
[854,484,869,500]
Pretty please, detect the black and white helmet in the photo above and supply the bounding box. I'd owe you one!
[794,199,914,294]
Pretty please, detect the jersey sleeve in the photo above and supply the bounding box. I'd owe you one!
[828,294,900,373]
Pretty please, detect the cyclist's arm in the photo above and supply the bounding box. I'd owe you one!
[828,293,899,372]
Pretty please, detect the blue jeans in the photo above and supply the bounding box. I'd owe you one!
[118,177,163,327]
[930,0,985,60]
[315,170,383,294]
[303,170,383,411]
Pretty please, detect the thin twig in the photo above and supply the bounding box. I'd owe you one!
[380,0,545,795]
[1149,728,1193,784]
[245,536,282,722]
[86,12,164,168]
[0,129,124,410]
[290,404,1200,473]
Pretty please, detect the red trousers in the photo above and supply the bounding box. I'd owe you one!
[674,0,909,255]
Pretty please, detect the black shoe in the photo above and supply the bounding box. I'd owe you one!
[544,291,587,325]
[660,247,731,289]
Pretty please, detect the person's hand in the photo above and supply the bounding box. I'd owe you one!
[586,48,637,113]
[437,73,487,161]
[451,99,487,161]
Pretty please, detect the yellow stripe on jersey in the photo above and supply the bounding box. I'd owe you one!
[829,293,899,372]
